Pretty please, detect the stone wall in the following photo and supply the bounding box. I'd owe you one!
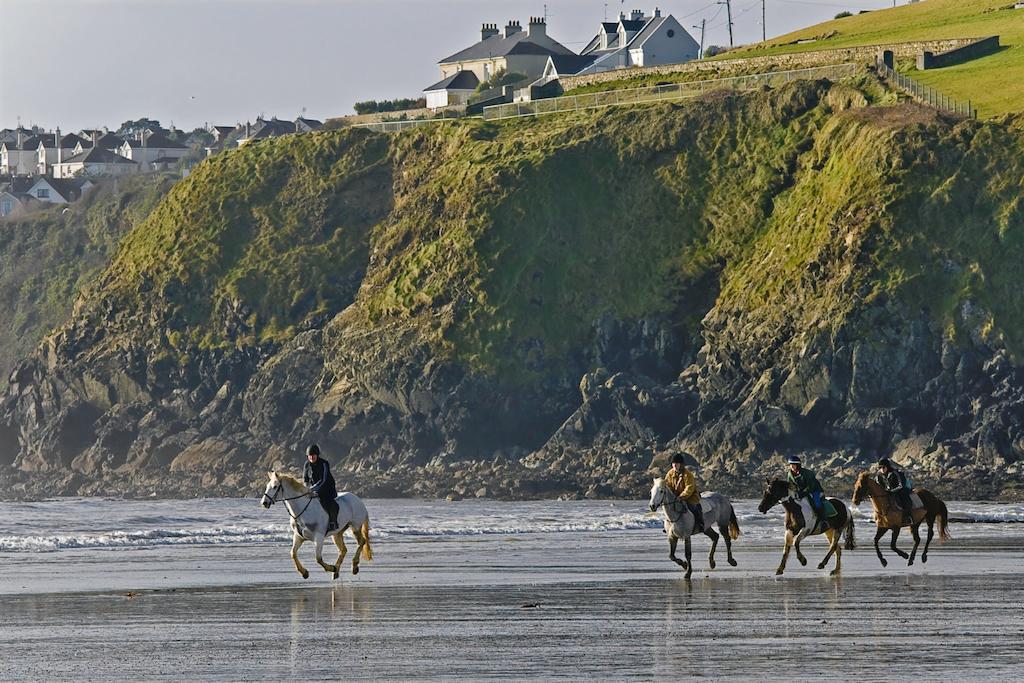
[918,36,1000,70]
[561,38,981,91]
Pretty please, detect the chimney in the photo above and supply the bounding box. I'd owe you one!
[528,17,546,39]
[56,127,62,165]
[503,20,521,39]
[481,23,498,41]
[631,9,644,21]
[654,7,661,18]
[17,129,23,147]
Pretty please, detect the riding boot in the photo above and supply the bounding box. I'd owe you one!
[693,505,705,534]
[328,507,339,532]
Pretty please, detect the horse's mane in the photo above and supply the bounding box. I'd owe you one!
[274,472,305,489]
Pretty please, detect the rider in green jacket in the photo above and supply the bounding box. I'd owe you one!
[786,455,827,519]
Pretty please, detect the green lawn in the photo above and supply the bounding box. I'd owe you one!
[724,0,1024,118]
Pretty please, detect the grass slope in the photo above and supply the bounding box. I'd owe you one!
[0,175,175,379]
[729,0,1024,118]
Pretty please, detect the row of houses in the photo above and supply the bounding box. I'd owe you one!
[424,8,700,108]
[1,116,325,179]
[0,116,325,217]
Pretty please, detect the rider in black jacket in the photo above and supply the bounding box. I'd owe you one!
[303,444,339,531]
[876,457,912,524]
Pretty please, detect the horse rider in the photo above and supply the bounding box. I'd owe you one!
[303,443,339,532]
[786,455,828,527]
[876,457,913,524]
[665,453,704,533]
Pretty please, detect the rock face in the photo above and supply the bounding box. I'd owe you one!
[2,82,1024,501]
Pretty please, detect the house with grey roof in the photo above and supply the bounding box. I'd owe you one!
[118,130,189,169]
[53,147,137,179]
[24,177,95,205]
[73,132,126,155]
[295,117,324,133]
[1,134,41,175]
[424,17,574,109]
[36,130,87,175]
[577,8,699,75]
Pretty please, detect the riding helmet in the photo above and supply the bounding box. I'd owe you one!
[671,453,686,465]
[877,457,892,468]
[786,455,801,465]
[306,443,321,456]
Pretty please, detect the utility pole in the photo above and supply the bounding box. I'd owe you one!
[693,19,706,59]
[718,0,734,47]
[762,0,766,42]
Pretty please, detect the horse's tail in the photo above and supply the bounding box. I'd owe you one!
[919,490,951,542]
[728,506,741,539]
[360,517,374,561]
[844,506,856,550]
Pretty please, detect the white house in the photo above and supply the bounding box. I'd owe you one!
[424,70,480,109]
[118,130,188,169]
[0,190,23,217]
[36,131,87,176]
[53,147,137,179]
[424,17,574,109]
[0,134,41,175]
[24,177,95,205]
[577,9,699,75]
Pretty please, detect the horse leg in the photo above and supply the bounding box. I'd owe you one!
[922,517,935,563]
[332,532,347,580]
[351,526,365,575]
[315,535,337,574]
[794,529,809,566]
[818,529,837,570]
[873,527,888,567]
[705,527,720,570]
[819,529,842,576]
[906,524,922,566]
[719,523,738,567]
[669,534,687,569]
[684,536,693,580]
[890,527,908,560]
[776,530,793,576]
[291,533,309,579]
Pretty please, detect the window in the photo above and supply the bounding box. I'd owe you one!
[1,199,11,215]
[667,29,675,38]
[36,188,50,199]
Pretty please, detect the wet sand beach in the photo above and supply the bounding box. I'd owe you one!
[1,499,1023,680]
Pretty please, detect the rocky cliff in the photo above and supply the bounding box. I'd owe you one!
[3,80,1024,501]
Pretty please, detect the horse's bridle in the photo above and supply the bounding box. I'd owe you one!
[652,488,688,525]
[262,482,317,524]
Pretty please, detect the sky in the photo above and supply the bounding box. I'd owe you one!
[1,0,905,132]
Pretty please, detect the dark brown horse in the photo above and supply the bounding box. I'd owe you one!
[852,471,950,567]
[758,478,855,576]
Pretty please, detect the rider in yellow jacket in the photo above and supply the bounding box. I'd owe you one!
[665,453,704,532]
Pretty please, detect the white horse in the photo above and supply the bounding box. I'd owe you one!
[260,471,373,580]
[649,477,740,579]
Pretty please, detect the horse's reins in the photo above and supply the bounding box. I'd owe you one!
[656,490,689,525]
[263,483,317,527]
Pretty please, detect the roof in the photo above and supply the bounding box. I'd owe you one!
[59,147,137,165]
[27,177,90,202]
[620,19,645,31]
[439,30,573,64]
[546,54,599,76]
[424,70,481,92]
[295,117,323,129]
[247,118,296,140]
[629,15,671,48]
[122,132,187,149]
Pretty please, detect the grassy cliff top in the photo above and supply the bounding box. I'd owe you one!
[725,0,1023,118]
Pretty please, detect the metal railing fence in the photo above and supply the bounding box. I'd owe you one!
[482,63,860,120]
[875,59,976,119]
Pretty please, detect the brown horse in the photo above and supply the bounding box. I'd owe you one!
[758,478,855,576]
[851,471,950,567]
